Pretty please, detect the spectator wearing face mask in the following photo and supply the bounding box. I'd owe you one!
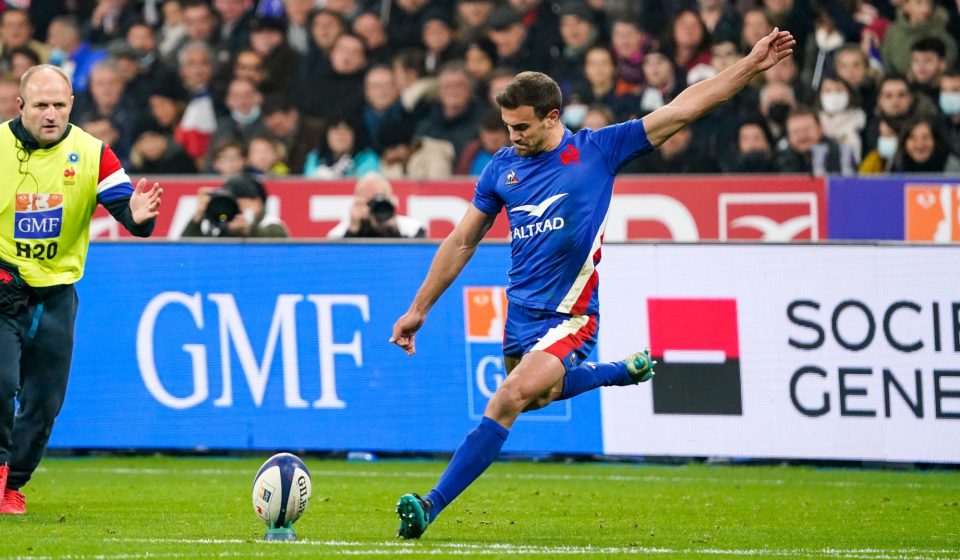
[859,116,901,174]
[157,0,188,61]
[759,80,797,151]
[862,74,938,156]
[799,13,848,93]
[817,75,866,161]
[209,78,266,153]
[833,44,880,118]
[723,118,779,173]
[45,16,109,93]
[940,71,960,155]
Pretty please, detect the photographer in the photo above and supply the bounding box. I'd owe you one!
[328,172,427,238]
[181,174,289,238]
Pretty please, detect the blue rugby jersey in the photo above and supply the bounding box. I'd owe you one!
[472,119,654,315]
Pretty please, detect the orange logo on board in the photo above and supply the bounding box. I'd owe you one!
[905,185,960,242]
[463,287,508,342]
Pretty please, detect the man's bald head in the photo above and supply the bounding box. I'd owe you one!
[20,64,73,99]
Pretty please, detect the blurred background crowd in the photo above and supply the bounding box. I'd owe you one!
[2,0,959,177]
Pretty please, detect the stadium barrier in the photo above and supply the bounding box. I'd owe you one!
[91,175,827,241]
[93,174,960,242]
[50,242,959,464]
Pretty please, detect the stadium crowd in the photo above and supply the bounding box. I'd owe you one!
[2,0,959,177]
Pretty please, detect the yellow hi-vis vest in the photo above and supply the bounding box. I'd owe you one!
[0,122,103,287]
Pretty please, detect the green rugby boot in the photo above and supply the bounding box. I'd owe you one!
[626,349,656,383]
[396,493,432,539]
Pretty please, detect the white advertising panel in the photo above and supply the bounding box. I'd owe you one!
[599,244,960,463]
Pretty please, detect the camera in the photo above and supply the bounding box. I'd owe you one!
[368,194,395,223]
[201,189,240,237]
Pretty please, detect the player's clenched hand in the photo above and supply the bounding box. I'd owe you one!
[390,311,424,356]
[130,178,163,224]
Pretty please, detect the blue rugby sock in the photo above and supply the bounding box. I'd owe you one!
[424,416,508,522]
[557,361,631,401]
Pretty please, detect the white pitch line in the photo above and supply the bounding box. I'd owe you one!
[4,554,258,560]
[38,466,958,491]
[95,538,958,560]
[8,549,954,560]
[334,544,951,559]
[5,552,953,560]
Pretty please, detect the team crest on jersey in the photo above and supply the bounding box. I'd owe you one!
[67,152,79,164]
[504,170,519,186]
[560,145,580,166]
[15,193,64,239]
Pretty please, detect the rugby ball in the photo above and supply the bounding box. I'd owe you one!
[252,453,312,528]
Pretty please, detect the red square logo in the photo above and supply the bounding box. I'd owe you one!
[647,298,743,415]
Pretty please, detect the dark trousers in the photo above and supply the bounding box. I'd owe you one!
[0,284,77,490]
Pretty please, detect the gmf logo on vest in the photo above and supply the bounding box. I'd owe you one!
[15,193,64,239]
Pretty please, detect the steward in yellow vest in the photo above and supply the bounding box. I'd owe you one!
[0,65,164,515]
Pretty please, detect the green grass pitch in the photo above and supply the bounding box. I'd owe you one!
[0,456,957,559]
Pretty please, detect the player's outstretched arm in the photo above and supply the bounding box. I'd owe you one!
[642,27,795,148]
[390,205,497,355]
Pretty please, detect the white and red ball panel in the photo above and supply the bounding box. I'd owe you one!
[252,453,311,527]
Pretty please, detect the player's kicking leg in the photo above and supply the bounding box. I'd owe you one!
[396,350,564,538]
[395,306,652,538]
